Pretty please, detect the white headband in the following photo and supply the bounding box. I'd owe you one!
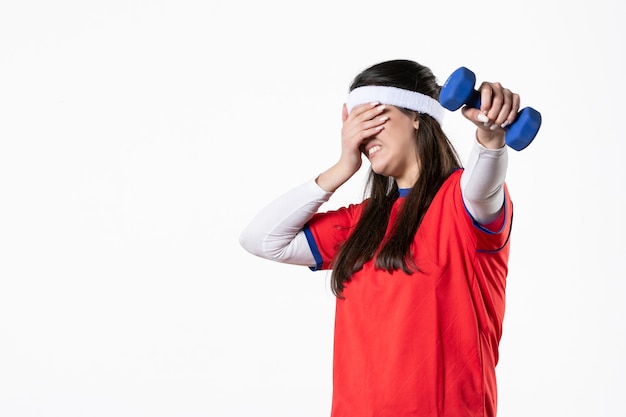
[346,86,445,125]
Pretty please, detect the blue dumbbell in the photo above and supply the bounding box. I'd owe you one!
[439,66,542,151]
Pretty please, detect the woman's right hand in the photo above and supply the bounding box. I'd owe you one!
[339,101,388,173]
[315,102,387,193]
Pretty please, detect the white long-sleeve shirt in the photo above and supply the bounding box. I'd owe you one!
[239,138,507,267]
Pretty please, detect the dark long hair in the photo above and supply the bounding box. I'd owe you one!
[330,59,462,298]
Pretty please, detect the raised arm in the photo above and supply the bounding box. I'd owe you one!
[460,80,520,224]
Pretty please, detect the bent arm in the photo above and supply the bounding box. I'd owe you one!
[460,138,508,225]
[239,179,332,266]
[239,102,387,265]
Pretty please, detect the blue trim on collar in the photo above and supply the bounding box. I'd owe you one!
[399,188,411,197]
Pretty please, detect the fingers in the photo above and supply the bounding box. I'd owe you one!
[477,81,520,131]
[460,80,521,149]
[342,102,388,146]
[335,102,388,173]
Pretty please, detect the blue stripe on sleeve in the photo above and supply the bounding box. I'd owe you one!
[463,190,513,254]
[303,225,324,271]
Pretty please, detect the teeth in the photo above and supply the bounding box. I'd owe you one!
[368,145,381,156]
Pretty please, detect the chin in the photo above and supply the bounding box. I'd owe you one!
[370,166,389,177]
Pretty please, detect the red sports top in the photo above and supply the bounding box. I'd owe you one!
[304,169,513,417]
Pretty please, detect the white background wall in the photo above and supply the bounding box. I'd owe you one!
[1,1,624,416]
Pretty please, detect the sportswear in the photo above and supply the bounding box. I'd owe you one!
[304,169,512,417]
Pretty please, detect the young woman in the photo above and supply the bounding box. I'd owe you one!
[239,59,520,417]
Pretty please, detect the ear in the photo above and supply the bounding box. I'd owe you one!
[413,116,420,130]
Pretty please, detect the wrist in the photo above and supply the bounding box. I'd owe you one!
[476,129,506,150]
[316,161,357,193]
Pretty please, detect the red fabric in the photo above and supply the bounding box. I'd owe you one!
[306,170,513,417]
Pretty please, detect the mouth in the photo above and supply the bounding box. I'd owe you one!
[367,145,382,158]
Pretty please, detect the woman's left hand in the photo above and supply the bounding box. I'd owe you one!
[461,81,520,149]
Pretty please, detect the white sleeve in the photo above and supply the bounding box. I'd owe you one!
[460,138,508,224]
[239,179,333,266]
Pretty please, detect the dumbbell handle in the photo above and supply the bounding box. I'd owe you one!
[440,66,541,151]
